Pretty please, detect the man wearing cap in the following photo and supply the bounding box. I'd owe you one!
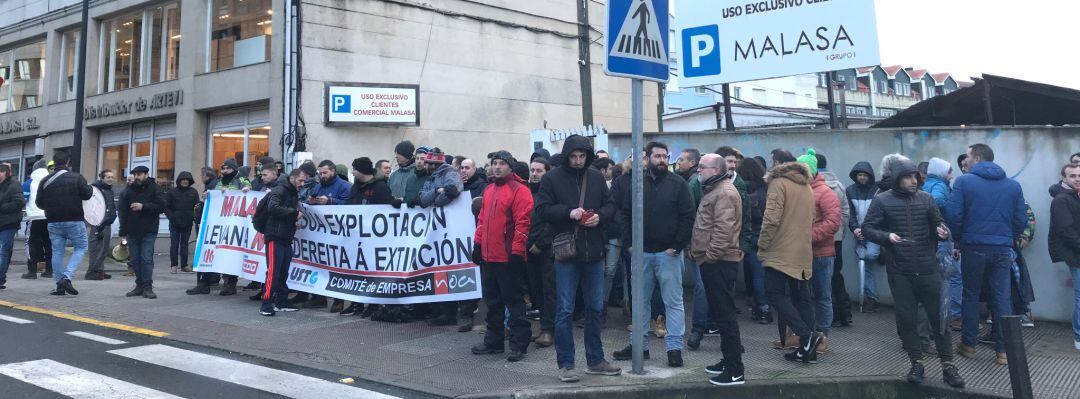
[471,150,533,362]
[35,150,94,296]
[187,158,251,295]
[390,140,417,200]
[23,159,53,279]
[119,166,166,299]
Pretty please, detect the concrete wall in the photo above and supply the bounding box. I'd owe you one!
[608,126,1080,323]
[298,0,659,164]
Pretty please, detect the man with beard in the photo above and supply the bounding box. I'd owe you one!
[85,170,117,280]
[187,158,250,295]
[613,141,695,369]
[536,135,621,382]
[861,154,965,388]
[405,147,431,207]
[303,160,352,312]
[338,157,397,316]
[119,166,166,299]
[526,157,555,347]
[470,150,533,363]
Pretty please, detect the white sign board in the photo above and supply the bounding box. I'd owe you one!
[324,83,420,126]
[676,0,880,87]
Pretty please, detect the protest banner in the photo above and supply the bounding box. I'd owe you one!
[193,190,480,304]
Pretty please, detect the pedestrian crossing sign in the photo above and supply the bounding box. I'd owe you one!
[604,0,669,83]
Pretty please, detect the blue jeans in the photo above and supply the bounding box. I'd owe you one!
[936,241,962,318]
[688,253,709,330]
[857,242,881,301]
[811,257,835,335]
[48,221,88,283]
[554,260,606,369]
[604,239,621,301]
[128,234,157,286]
[743,246,767,311]
[961,249,1014,353]
[0,228,16,285]
[632,252,685,351]
[1071,267,1080,342]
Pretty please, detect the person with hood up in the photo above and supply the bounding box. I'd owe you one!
[460,158,488,199]
[165,171,199,274]
[526,157,555,347]
[612,141,695,368]
[861,154,965,388]
[0,163,24,289]
[23,159,52,279]
[946,143,1027,366]
[389,140,417,200]
[36,151,94,296]
[797,149,841,352]
[923,157,962,328]
[535,134,622,382]
[1048,162,1080,353]
[815,153,852,328]
[689,154,747,386]
[337,157,396,317]
[118,166,166,299]
[470,150,533,363]
[85,170,117,280]
[419,148,464,209]
[759,156,822,363]
[187,158,250,295]
[847,161,882,312]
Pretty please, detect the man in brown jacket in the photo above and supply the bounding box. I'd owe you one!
[758,161,822,363]
[690,154,746,386]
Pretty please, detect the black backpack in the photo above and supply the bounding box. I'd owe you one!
[251,195,270,233]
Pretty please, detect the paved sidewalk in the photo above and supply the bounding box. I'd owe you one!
[1,253,1077,398]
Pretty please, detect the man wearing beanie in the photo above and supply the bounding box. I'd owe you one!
[337,157,397,317]
[188,158,251,296]
[923,157,961,327]
[390,140,417,199]
[759,151,821,363]
[862,154,965,388]
[797,149,841,353]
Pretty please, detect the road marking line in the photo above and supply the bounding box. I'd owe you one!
[66,331,128,345]
[0,300,168,337]
[0,358,184,399]
[110,344,401,399]
[0,313,34,324]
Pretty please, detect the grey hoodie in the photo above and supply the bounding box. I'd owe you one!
[818,169,850,242]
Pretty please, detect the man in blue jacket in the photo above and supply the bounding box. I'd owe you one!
[945,143,1027,366]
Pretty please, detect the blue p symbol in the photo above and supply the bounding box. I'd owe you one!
[682,25,721,78]
[332,95,350,113]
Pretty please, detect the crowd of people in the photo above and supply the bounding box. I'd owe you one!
[1,139,1078,389]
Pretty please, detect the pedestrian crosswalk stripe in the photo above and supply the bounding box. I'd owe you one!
[0,359,184,399]
[109,344,401,399]
[66,331,128,345]
[0,313,34,324]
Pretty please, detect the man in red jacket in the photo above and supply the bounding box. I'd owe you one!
[471,150,533,363]
[796,149,841,352]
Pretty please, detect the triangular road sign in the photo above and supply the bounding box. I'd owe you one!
[609,0,667,63]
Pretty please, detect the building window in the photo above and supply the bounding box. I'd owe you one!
[733,86,741,99]
[818,73,827,87]
[0,41,47,114]
[98,119,176,191]
[209,108,270,169]
[209,0,273,71]
[59,31,80,101]
[694,86,707,95]
[877,80,887,94]
[100,3,181,93]
[752,88,766,104]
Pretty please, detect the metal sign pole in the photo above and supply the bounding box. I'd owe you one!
[630,78,645,374]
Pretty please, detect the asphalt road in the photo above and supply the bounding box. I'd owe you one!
[0,306,435,399]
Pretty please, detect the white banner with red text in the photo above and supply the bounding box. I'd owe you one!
[192,190,480,304]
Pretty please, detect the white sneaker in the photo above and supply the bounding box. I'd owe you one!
[1074,340,1080,351]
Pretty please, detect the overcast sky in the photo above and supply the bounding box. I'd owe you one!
[874,0,1077,89]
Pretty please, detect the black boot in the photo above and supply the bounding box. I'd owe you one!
[49,283,66,296]
[60,278,79,295]
[126,283,145,297]
[186,283,211,295]
[142,284,157,299]
[219,282,237,296]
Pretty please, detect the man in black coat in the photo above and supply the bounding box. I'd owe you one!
[1048,163,1080,352]
[36,150,93,296]
[535,134,621,382]
[861,155,965,388]
[526,157,555,347]
[166,171,198,274]
[118,166,166,299]
[338,157,397,316]
[86,170,117,280]
[0,163,25,289]
[460,158,488,199]
[260,168,310,316]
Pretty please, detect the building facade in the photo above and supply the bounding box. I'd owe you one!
[0,0,653,187]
